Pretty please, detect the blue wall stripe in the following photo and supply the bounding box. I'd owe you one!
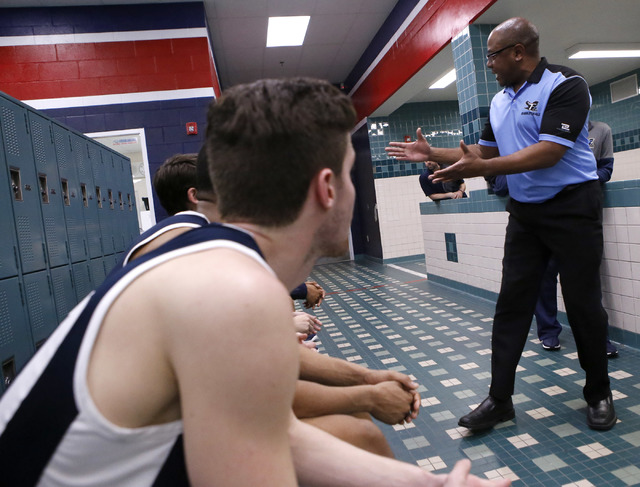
[343,0,420,92]
[0,2,206,36]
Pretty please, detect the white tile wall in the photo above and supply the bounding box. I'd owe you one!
[420,205,640,336]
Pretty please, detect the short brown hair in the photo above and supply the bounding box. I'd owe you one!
[152,153,197,215]
[206,78,356,227]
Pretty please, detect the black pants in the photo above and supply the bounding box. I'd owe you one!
[489,180,611,405]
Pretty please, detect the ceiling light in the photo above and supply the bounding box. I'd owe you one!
[567,43,640,59]
[429,69,456,89]
[267,16,310,47]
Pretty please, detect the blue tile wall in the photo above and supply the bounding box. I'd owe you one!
[590,68,640,152]
[368,101,462,179]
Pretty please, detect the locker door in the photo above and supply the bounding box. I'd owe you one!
[89,257,106,290]
[72,261,93,302]
[53,123,88,263]
[0,97,47,274]
[92,146,114,255]
[22,271,59,348]
[0,124,20,280]
[111,153,126,252]
[102,253,120,276]
[28,110,70,268]
[75,137,101,259]
[121,156,141,246]
[50,265,77,323]
[0,277,34,393]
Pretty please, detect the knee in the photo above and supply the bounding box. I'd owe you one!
[351,416,394,458]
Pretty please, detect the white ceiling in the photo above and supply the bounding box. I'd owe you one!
[4,0,640,117]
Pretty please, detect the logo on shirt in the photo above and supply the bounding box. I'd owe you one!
[559,123,571,133]
[524,101,539,111]
[588,137,595,149]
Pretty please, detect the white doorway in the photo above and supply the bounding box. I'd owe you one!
[85,128,155,232]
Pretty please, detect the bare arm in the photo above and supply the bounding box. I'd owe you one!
[299,348,420,420]
[432,140,568,183]
[167,251,300,486]
[293,380,414,424]
[290,416,511,487]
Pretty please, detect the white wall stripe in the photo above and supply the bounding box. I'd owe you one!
[23,87,216,110]
[0,27,208,47]
[387,264,429,279]
[348,0,430,97]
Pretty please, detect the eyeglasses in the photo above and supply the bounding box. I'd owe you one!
[486,44,517,60]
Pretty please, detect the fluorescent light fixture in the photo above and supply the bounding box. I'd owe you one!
[567,43,640,59]
[267,16,310,47]
[429,68,456,89]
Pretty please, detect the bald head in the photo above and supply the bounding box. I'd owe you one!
[491,17,540,58]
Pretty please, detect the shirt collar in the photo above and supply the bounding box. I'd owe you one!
[526,57,548,84]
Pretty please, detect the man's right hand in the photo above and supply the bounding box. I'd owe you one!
[385,127,431,161]
[369,381,416,424]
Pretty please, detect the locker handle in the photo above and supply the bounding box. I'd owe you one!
[65,241,70,260]
[13,246,20,272]
[83,239,87,256]
[42,243,48,265]
[24,112,29,134]
[47,274,53,296]
[2,358,16,389]
[18,281,25,306]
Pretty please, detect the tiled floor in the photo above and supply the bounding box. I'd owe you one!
[301,258,640,487]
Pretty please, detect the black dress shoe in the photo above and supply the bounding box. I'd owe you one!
[458,396,515,431]
[587,393,617,431]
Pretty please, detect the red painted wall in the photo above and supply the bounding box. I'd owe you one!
[351,0,497,120]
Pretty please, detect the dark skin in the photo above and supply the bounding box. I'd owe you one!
[385,17,568,183]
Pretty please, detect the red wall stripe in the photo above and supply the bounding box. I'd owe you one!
[351,0,498,120]
[0,36,216,101]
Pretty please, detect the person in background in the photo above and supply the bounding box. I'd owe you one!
[386,18,615,433]
[534,119,617,357]
[419,161,467,201]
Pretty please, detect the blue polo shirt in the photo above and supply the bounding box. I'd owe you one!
[479,58,597,203]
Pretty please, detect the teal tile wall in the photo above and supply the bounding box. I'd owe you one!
[451,24,499,145]
[590,68,640,152]
[368,101,462,179]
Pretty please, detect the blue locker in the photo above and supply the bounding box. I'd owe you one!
[27,110,70,268]
[52,123,88,263]
[0,96,47,274]
[0,123,20,280]
[98,148,119,255]
[50,265,77,324]
[89,257,106,290]
[103,253,120,275]
[22,270,59,348]
[121,156,141,246]
[110,153,127,253]
[0,277,34,393]
[91,146,114,255]
[72,261,93,302]
[74,136,102,259]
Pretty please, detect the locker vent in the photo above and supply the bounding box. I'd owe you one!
[610,74,638,103]
[52,273,71,320]
[0,291,15,348]
[55,132,67,169]
[45,218,61,258]
[0,108,19,156]
[25,281,45,330]
[16,216,34,265]
[31,120,47,166]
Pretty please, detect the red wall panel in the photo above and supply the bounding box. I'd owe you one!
[351,0,498,120]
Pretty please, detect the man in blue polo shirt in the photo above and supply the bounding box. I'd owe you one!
[385,17,615,432]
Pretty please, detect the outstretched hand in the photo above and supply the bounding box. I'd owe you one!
[430,141,485,183]
[385,127,431,161]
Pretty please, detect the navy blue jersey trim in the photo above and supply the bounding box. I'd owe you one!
[152,435,190,487]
